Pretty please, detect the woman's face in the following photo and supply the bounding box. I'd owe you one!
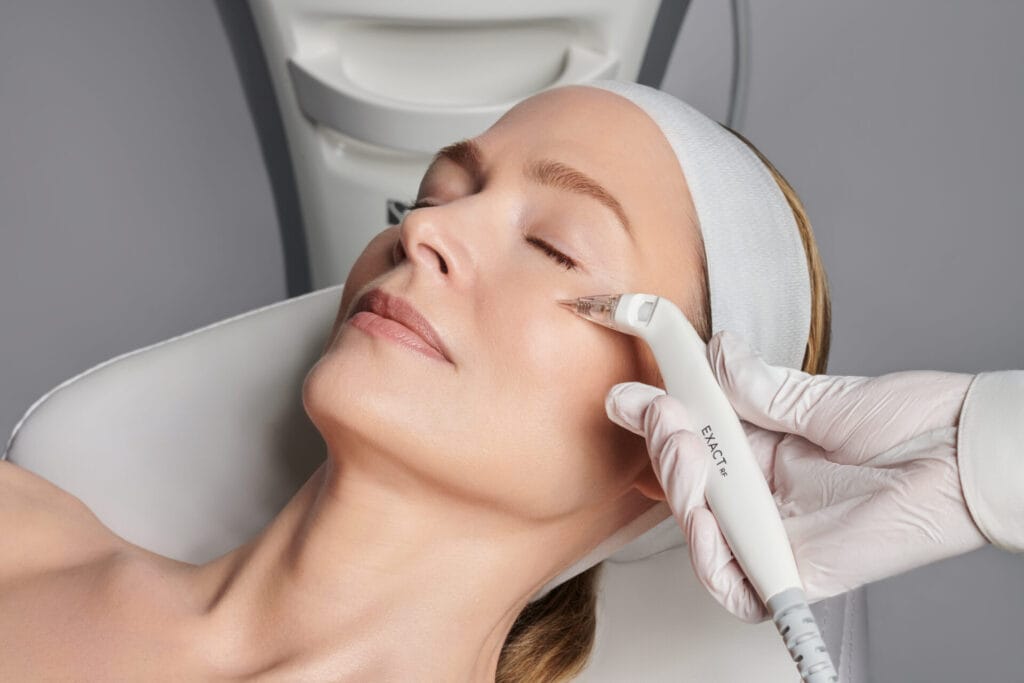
[303,85,702,523]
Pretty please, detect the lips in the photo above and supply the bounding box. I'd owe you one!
[351,288,451,362]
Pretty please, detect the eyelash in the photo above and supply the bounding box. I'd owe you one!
[402,199,579,271]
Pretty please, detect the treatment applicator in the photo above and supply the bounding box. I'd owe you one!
[560,292,838,683]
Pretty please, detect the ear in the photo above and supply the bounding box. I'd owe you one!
[632,461,666,501]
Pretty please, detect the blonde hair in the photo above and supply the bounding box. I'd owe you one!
[494,125,833,683]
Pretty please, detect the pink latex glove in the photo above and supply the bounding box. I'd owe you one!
[605,329,989,624]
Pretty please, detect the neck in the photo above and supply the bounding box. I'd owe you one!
[184,448,635,681]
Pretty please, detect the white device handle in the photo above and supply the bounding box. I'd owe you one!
[612,293,838,682]
[613,293,803,600]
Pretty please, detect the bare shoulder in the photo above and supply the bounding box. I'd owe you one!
[0,460,125,583]
[0,464,213,678]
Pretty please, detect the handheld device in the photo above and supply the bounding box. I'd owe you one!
[559,292,838,683]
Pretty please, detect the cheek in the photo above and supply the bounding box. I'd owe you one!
[344,230,398,299]
[469,305,650,514]
[325,230,399,343]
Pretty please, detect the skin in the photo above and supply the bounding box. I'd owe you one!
[0,84,704,681]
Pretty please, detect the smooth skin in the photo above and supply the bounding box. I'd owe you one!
[0,84,706,681]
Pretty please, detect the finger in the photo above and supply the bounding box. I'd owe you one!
[688,507,770,624]
[772,433,897,517]
[605,382,667,435]
[781,486,939,604]
[803,371,971,465]
[645,406,711,536]
[615,386,774,622]
[609,387,713,535]
[781,494,895,604]
[741,420,785,487]
[632,394,764,624]
[711,332,975,463]
[642,394,701,464]
[609,380,782,487]
[773,427,961,523]
[632,394,761,622]
[709,330,872,453]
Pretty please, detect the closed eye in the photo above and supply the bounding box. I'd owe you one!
[404,199,579,272]
[525,236,578,271]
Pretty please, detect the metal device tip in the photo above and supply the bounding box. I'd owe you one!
[557,298,580,313]
[556,294,622,327]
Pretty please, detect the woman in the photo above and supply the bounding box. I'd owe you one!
[0,83,832,680]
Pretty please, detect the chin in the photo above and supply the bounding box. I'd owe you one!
[301,342,436,450]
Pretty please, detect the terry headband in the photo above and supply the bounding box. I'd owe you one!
[528,79,813,603]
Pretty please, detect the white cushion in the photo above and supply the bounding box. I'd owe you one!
[3,283,861,681]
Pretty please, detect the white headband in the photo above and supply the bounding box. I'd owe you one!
[528,80,812,603]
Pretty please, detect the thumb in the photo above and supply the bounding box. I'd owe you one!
[709,329,831,441]
[605,381,667,435]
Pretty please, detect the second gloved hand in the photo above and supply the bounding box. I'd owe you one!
[605,330,990,624]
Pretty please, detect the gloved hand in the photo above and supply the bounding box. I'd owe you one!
[606,329,990,624]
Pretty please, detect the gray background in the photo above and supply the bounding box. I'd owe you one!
[1,1,1021,680]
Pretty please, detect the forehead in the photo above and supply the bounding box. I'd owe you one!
[479,85,701,296]
[486,86,667,165]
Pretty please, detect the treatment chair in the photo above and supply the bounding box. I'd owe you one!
[3,284,865,681]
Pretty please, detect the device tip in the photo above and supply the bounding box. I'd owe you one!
[559,294,623,326]
[556,298,579,313]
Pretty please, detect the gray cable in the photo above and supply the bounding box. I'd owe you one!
[726,0,752,131]
[767,587,839,683]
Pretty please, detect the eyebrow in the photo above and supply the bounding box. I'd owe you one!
[424,138,634,242]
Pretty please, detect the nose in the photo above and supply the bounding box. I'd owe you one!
[394,205,468,283]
